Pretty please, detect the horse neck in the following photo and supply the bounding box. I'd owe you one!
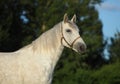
[32,22,64,65]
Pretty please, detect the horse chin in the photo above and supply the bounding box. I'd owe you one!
[77,49,86,54]
[72,48,79,53]
[73,48,84,54]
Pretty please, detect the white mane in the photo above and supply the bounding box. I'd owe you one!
[32,22,63,55]
[0,22,64,84]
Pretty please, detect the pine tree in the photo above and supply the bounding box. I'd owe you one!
[0,0,37,51]
[108,31,120,63]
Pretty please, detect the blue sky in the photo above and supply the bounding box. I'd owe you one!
[96,0,120,39]
[96,0,120,59]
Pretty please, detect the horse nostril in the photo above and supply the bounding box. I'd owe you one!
[79,45,86,52]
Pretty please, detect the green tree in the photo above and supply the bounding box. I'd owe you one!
[0,0,37,51]
[108,31,120,63]
[92,62,120,84]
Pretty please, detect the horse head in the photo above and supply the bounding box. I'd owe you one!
[61,13,86,53]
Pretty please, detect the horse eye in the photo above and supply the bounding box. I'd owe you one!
[66,29,71,33]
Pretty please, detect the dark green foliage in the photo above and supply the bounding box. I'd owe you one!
[0,0,37,51]
[92,62,120,84]
[108,31,120,62]
[53,62,120,84]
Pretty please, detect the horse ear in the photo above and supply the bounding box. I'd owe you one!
[63,13,68,23]
[71,14,76,23]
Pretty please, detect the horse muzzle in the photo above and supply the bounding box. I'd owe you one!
[73,42,87,53]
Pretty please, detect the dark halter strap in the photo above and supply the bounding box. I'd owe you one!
[61,23,80,48]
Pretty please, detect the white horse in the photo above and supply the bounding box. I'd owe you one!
[0,14,86,84]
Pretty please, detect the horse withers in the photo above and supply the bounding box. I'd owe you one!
[0,13,86,84]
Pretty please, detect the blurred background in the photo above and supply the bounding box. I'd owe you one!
[0,0,120,84]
